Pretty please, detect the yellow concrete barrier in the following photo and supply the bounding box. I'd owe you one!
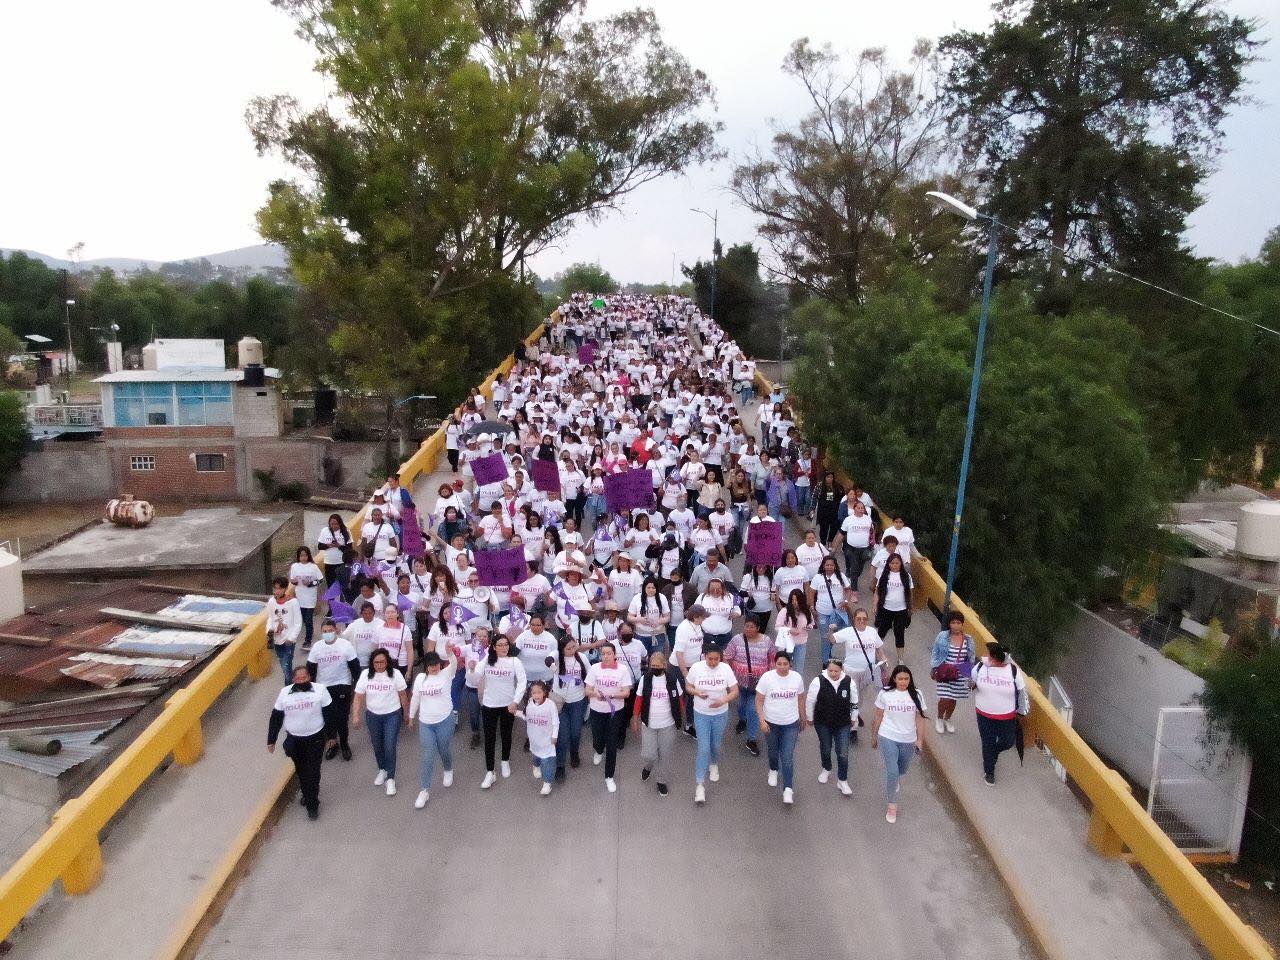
[0,319,549,941]
[754,366,1272,959]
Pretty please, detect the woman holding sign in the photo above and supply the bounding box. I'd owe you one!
[585,644,632,793]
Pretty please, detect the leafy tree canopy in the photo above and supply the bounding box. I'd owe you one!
[555,262,619,300]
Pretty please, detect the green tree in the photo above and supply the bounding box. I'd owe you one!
[790,271,1160,671]
[940,0,1257,283]
[248,0,718,420]
[731,39,966,306]
[683,241,771,345]
[0,392,30,487]
[556,263,619,299]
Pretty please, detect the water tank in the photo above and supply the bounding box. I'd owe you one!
[142,343,158,371]
[242,363,266,388]
[1235,501,1280,561]
[0,548,24,621]
[106,495,155,528]
[237,336,264,368]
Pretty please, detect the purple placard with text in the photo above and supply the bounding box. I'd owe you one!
[746,521,784,567]
[475,546,527,587]
[399,506,426,559]
[530,458,561,493]
[577,342,597,366]
[604,468,654,513]
[471,453,509,486]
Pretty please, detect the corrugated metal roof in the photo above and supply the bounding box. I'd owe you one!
[0,727,111,776]
[1161,519,1238,557]
[158,595,264,628]
[61,652,191,688]
[106,626,229,658]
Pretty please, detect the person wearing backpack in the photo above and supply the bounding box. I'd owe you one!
[970,642,1028,785]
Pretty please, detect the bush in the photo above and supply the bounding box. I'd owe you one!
[253,467,310,503]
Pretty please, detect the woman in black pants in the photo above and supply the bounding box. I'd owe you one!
[812,471,844,544]
[474,636,528,789]
[584,644,632,793]
[872,553,913,655]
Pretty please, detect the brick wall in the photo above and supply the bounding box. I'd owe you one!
[101,426,233,441]
[108,443,238,500]
[233,385,282,438]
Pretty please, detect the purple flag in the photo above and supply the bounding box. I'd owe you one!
[399,506,426,559]
[604,469,654,513]
[322,579,343,603]
[552,581,577,618]
[329,598,356,625]
[396,592,414,613]
[475,546,527,587]
[508,606,528,631]
[577,342,596,366]
[471,453,509,486]
[450,602,478,628]
[530,458,561,493]
[746,520,784,567]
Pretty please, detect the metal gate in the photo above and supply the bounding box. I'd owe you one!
[1147,706,1251,858]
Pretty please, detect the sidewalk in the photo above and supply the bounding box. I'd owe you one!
[899,615,1200,960]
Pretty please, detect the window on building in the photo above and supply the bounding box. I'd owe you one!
[113,384,144,427]
[177,382,233,426]
[143,383,173,425]
[194,453,226,472]
[130,455,156,471]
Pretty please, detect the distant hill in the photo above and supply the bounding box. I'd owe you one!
[1,243,289,275]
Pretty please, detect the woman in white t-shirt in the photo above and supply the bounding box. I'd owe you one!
[627,578,671,655]
[516,614,559,685]
[377,606,414,675]
[519,681,560,795]
[289,547,324,648]
[408,646,457,808]
[873,553,914,654]
[608,554,643,614]
[872,664,927,824]
[771,549,810,613]
[474,636,528,788]
[755,649,808,805]
[351,649,409,797]
[833,607,885,732]
[630,650,684,796]
[775,588,813,675]
[553,635,591,777]
[794,529,829,579]
[317,515,352,585]
[807,555,852,662]
[695,577,740,650]
[970,642,1027,785]
[685,646,739,804]
[585,645,632,793]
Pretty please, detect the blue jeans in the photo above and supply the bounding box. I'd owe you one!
[461,686,481,733]
[557,698,588,769]
[737,688,759,740]
[366,709,403,778]
[702,631,730,651]
[693,710,729,783]
[274,643,294,683]
[879,736,915,802]
[796,486,811,516]
[538,754,557,782]
[818,612,849,662]
[765,720,799,790]
[789,643,807,675]
[417,713,455,789]
[815,723,850,781]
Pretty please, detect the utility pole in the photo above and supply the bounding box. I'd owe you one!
[691,208,718,319]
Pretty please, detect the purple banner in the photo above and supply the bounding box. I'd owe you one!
[471,453,509,486]
[604,468,654,513]
[530,458,561,493]
[577,342,597,366]
[746,520,784,567]
[399,506,426,559]
[475,546,527,587]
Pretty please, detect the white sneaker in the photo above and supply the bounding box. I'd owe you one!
[442,770,453,787]
[838,780,852,796]
[374,769,387,786]
[709,764,720,783]
[593,752,603,766]
[414,790,428,809]
[886,803,898,824]
[694,784,706,804]
[385,778,396,797]
[500,761,511,778]
[945,720,957,734]
[481,771,496,789]
[934,718,945,734]
[606,777,617,793]
[767,770,778,787]
[533,764,542,779]
[783,787,794,805]
[540,782,552,796]
[818,769,830,784]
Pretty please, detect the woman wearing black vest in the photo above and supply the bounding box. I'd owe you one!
[805,658,855,796]
[630,650,684,797]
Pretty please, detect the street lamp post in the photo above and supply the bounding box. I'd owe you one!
[63,299,76,395]
[691,207,718,319]
[395,394,437,458]
[925,191,998,614]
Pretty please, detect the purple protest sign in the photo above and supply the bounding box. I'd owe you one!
[399,506,426,559]
[604,468,654,513]
[475,546,527,587]
[471,453,509,486]
[577,342,596,366]
[746,520,784,567]
[530,458,561,493]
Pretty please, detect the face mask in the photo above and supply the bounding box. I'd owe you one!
[322,632,336,643]
[651,667,665,676]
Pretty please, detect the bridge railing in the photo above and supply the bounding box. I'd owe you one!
[751,365,1271,960]
[0,320,547,941]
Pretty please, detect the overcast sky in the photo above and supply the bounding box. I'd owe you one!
[2,0,1275,283]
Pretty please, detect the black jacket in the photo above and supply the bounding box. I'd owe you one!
[634,665,685,728]
[811,673,854,727]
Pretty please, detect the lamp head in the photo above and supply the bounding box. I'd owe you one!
[925,191,979,222]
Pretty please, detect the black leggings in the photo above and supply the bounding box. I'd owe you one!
[322,684,352,749]
[817,514,839,545]
[876,609,911,649]
[589,709,626,778]
[447,448,460,472]
[482,705,515,771]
